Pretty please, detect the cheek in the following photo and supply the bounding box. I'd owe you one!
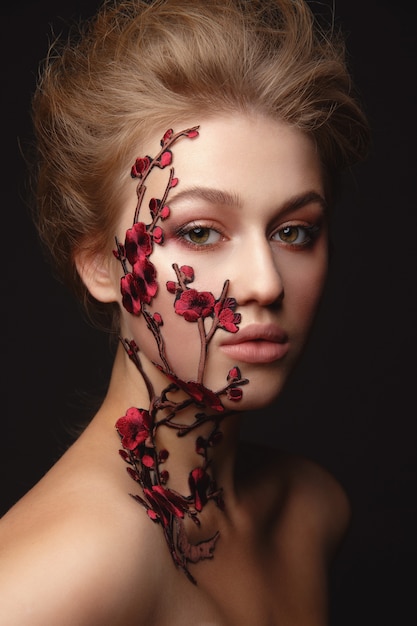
[118,251,212,380]
[286,252,328,326]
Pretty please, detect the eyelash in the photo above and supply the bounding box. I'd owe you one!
[175,222,224,248]
[271,224,321,248]
[174,221,321,250]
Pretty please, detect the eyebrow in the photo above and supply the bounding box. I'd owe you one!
[280,190,328,215]
[168,186,242,208]
[168,186,327,214]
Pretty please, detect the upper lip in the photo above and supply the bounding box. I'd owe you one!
[220,323,288,346]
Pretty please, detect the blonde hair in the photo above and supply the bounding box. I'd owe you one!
[31,0,370,326]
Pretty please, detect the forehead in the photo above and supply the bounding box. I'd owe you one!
[121,112,325,226]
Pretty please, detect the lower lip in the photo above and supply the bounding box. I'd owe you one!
[220,340,289,364]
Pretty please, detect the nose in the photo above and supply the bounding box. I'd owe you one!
[232,237,284,307]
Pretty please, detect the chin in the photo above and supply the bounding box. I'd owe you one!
[220,372,287,413]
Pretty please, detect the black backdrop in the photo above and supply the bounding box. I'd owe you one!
[2,1,416,625]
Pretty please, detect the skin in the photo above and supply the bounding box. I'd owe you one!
[111,114,329,410]
[0,113,350,625]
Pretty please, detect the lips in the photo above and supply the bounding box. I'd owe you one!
[219,324,289,364]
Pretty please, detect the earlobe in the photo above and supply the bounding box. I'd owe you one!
[75,249,120,304]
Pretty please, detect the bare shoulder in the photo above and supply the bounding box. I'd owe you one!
[279,450,351,555]
[0,445,162,626]
[237,441,351,559]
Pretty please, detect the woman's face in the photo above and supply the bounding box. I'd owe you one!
[113,112,328,410]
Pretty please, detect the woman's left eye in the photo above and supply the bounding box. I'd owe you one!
[272,224,320,246]
[178,224,222,246]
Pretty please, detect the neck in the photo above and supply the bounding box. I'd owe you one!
[156,407,240,485]
[106,341,243,584]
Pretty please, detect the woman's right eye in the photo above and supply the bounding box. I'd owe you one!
[177,223,223,247]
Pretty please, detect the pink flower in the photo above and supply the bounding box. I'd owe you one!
[127,467,139,481]
[141,454,155,468]
[120,255,158,314]
[148,198,161,218]
[182,381,224,412]
[121,273,143,315]
[116,407,152,450]
[180,265,194,283]
[226,387,243,401]
[131,156,151,179]
[159,150,172,167]
[124,222,152,264]
[158,449,169,462]
[189,468,211,512]
[160,205,170,219]
[132,257,158,302]
[161,128,174,144]
[153,312,163,326]
[143,485,186,526]
[125,255,157,305]
[152,226,164,245]
[161,370,224,412]
[214,298,241,333]
[124,339,138,358]
[227,366,241,382]
[160,470,169,484]
[174,289,215,322]
[166,280,177,294]
[119,449,130,462]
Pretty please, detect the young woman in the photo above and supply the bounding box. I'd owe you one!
[0,1,369,624]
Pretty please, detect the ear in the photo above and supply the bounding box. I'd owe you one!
[75,248,120,303]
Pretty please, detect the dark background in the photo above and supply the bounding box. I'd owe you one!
[2,1,416,625]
